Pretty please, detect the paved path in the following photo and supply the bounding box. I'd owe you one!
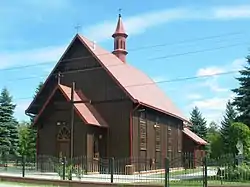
[0,168,218,184]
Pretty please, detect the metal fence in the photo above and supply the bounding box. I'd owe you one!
[0,153,249,186]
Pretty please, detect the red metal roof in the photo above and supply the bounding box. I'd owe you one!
[183,128,208,145]
[112,14,127,37]
[59,84,108,128]
[33,84,108,128]
[78,35,188,122]
[26,34,188,123]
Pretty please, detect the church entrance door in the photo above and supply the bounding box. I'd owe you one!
[57,126,70,158]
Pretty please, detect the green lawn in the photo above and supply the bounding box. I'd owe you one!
[148,168,203,178]
[133,180,250,186]
[0,182,58,187]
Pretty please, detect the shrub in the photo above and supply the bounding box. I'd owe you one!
[221,163,250,181]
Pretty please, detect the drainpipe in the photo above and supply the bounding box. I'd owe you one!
[129,102,141,160]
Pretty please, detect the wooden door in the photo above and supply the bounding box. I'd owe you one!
[58,141,70,158]
[87,134,94,159]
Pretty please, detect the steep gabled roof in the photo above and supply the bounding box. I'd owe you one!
[33,84,108,128]
[77,35,188,122]
[183,128,207,145]
[26,34,188,122]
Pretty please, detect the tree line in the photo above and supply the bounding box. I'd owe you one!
[189,55,250,159]
[0,82,43,159]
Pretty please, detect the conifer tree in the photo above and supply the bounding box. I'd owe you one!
[190,106,207,139]
[30,82,43,123]
[232,55,250,126]
[221,100,237,154]
[0,87,18,156]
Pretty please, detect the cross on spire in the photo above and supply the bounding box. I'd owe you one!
[118,8,122,17]
[74,24,82,34]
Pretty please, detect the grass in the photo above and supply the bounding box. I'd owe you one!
[0,181,58,187]
[148,168,203,178]
[133,179,250,186]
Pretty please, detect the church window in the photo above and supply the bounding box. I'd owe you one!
[57,126,70,141]
[120,40,123,49]
[167,125,172,152]
[115,40,118,49]
[140,121,147,150]
[155,125,161,151]
[177,125,182,152]
[139,111,146,121]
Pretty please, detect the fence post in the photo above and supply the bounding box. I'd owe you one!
[110,157,114,183]
[203,156,208,187]
[164,158,169,187]
[22,155,25,177]
[62,157,66,180]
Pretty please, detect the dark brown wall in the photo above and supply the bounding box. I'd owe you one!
[55,38,133,159]
[37,90,86,157]
[132,107,183,169]
[182,133,196,153]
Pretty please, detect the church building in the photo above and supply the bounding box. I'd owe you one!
[25,14,207,172]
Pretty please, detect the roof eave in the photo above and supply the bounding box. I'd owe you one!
[25,34,80,114]
[139,102,189,123]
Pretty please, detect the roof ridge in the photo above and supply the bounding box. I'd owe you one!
[78,34,188,122]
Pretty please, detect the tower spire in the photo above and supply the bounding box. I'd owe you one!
[112,12,128,63]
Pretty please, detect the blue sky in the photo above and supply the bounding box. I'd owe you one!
[0,0,250,124]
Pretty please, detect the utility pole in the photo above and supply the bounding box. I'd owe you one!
[69,81,75,180]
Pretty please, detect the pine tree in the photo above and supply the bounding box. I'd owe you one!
[30,82,43,123]
[9,119,19,155]
[221,100,237,154]
[0,87,18,156]
[190,106,207,139]
[232,55,250,126]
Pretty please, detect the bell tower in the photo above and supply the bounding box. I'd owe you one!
[112,13,128,63]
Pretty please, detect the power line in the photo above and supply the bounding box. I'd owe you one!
[0,31,246,72]
[13,68,242,102]
[149,42,250,61]
[4,41,249,83]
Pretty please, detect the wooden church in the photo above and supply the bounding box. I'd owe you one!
[25,14,207,172]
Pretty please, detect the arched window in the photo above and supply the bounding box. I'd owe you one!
[120,40,123,49]
[57,126,70,141]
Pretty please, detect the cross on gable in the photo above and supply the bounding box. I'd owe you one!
[75,24,82,33]
[56,72,64,84]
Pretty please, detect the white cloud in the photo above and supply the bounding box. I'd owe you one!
[14,100,31,121]
[213,5,250,19]
[195,57,246,93]
[231,58,247,70]
[197,66,225,76]
[152,76,167,83]
[203,78,228,93]
[0,45,66,69]
[188,93,236,123]
[84,8,191,41]
[187,93,202,100]
[190,97,228,111]
[83,5,250,42]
